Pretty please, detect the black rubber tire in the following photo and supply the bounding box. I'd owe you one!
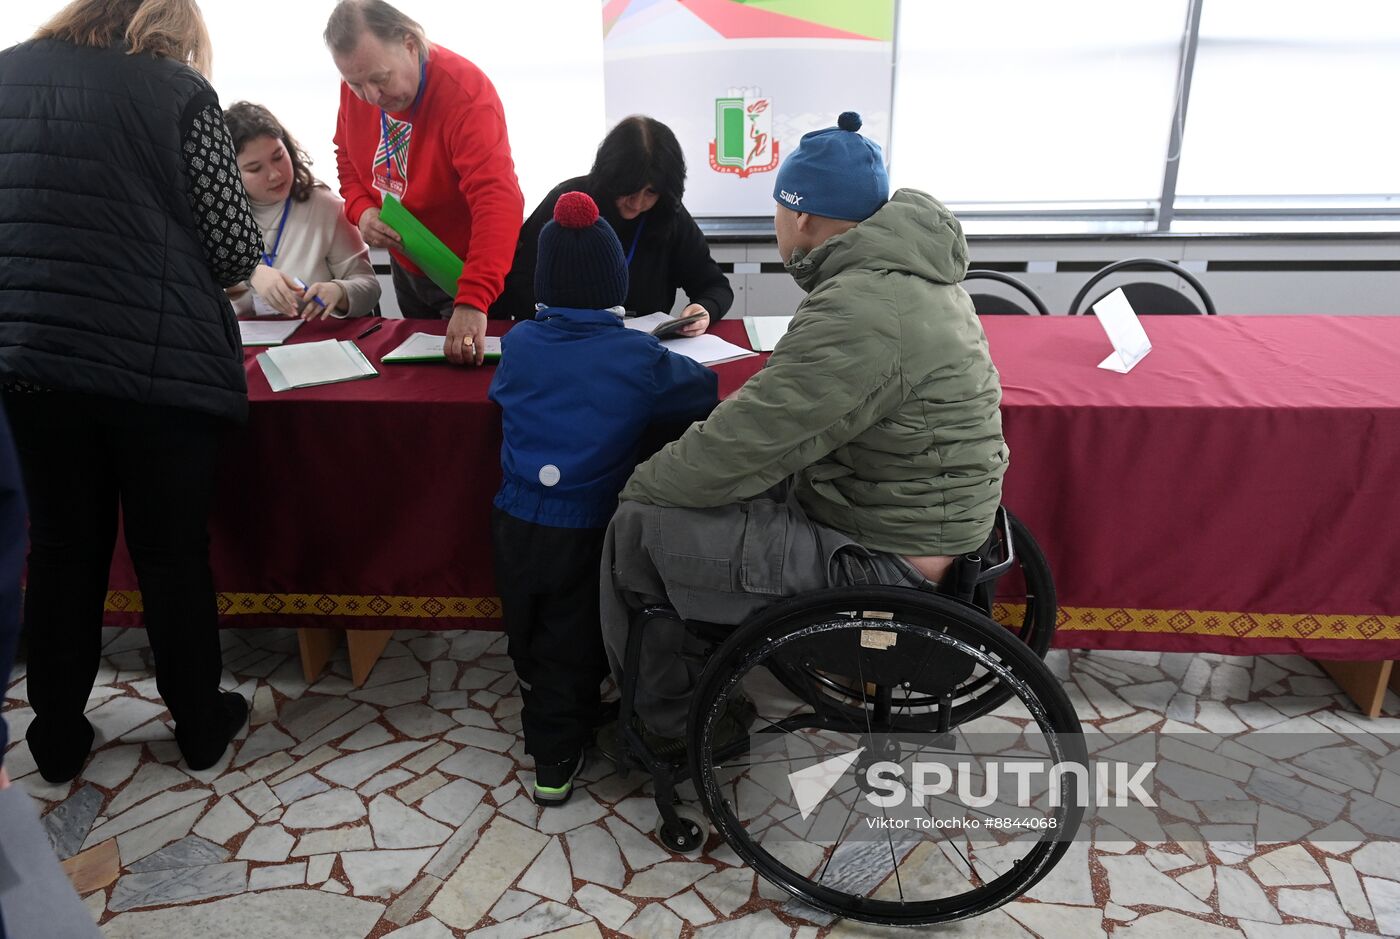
[690,586,1086,927]
[766,510,1058,728]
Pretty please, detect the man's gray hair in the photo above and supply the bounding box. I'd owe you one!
[324,0,428,63]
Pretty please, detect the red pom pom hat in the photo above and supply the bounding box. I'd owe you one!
[535,191,629,310]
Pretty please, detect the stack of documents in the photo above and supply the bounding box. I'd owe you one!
[742,316,792,352]
[257,339,377,391]
[382,332,502,363]
[239,318,303,347]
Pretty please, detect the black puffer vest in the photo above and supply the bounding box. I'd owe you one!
[0,39,248,421]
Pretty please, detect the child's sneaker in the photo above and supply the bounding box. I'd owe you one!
[533,752,585,806]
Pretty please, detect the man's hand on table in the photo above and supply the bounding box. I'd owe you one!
[445,305,487,366]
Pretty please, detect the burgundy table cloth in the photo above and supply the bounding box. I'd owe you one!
[106,315,1400,659]
[105,318,763,632]
[985,315,1400,658]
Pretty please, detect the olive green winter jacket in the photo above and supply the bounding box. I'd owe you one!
[621,189,1006,555]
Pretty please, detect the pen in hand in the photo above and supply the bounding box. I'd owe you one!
[355,322,383,340]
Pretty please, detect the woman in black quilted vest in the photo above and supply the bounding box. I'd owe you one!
[0,0,262,782]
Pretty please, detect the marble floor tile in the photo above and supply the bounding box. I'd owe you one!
[394,769,449,806]
[319,739,431,788]
[248,860,306,891]
[620,903,684,939]
[281,789,367,829]
[575,882,636,930]
[427,816,546,931]
[235,825,295,863]
[81,744,143,789]
[417,778,484,825]
[109,860,248,912]
[43,783,105,859]
[489,889,539,921]
[362,768,415,796]
[100,888,383,939]
[369,794,453,849]
[518,835,572,902]
[127,835,228,873]
[341,847,436,897]
[28,623,1400,939]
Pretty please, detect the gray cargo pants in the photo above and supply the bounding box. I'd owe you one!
[600,489,937,738]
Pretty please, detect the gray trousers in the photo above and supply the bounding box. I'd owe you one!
[390,258,454,319]
[600,491,937,738]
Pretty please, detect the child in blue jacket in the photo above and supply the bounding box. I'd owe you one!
[488,192,717,805]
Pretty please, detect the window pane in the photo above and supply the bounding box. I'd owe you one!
[3,1,605,212]
[1177,0,1400,199]
[890,1,1187,204]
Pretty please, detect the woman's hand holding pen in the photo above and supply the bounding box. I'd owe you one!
[299,281,344,320]
[250,264,304,317]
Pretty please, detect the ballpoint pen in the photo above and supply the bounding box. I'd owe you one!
[355,322,383,340]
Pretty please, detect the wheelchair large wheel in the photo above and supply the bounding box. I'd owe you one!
[770,509,1057,728]
[690,586,1086,927]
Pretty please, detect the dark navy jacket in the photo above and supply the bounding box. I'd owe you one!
[489,307,717,528]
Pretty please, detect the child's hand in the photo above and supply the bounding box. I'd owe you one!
[0,765,10,790]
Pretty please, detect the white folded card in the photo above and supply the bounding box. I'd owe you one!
[1092,288,1153,373]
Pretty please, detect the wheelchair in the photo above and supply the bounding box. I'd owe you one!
[612,508,1087,927]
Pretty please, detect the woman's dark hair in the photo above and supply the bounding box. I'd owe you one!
[587,115,686,229]
[224,102,323,203]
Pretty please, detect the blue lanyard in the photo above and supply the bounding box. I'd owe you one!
[379,58,430,186]
[625,216,646,266]
[261,197,292,267]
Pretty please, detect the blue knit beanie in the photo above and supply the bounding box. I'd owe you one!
[773,111,888,222]
[535,192,629,310]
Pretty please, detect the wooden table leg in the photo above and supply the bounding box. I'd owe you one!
[1318,659,1394,718]
[297,627,342,684]
[347,629,395,688]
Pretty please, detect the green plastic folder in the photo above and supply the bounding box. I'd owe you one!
[379,193,464,298]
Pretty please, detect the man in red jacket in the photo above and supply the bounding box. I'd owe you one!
[325,0,524,366]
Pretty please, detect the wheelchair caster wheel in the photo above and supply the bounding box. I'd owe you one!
[655,805,708,855]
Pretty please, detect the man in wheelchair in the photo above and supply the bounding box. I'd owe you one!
[600,110,1009,753]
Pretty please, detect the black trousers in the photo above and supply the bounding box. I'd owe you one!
[491,508,609,763]
[390,258,455,320]
[3,390,229,737]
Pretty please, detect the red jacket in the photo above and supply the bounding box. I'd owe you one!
[335,45,524,313]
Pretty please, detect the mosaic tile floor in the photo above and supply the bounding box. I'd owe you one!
[3,628,1399,938]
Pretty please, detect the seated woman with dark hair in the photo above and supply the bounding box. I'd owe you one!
[490,116,733,335]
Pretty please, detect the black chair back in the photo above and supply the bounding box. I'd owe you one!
[1068,258,1216,316]
[963,270,1049,316]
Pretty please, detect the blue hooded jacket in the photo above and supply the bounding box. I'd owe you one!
[489,307,717,528]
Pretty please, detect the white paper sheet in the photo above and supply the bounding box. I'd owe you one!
[659,334,757,366]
